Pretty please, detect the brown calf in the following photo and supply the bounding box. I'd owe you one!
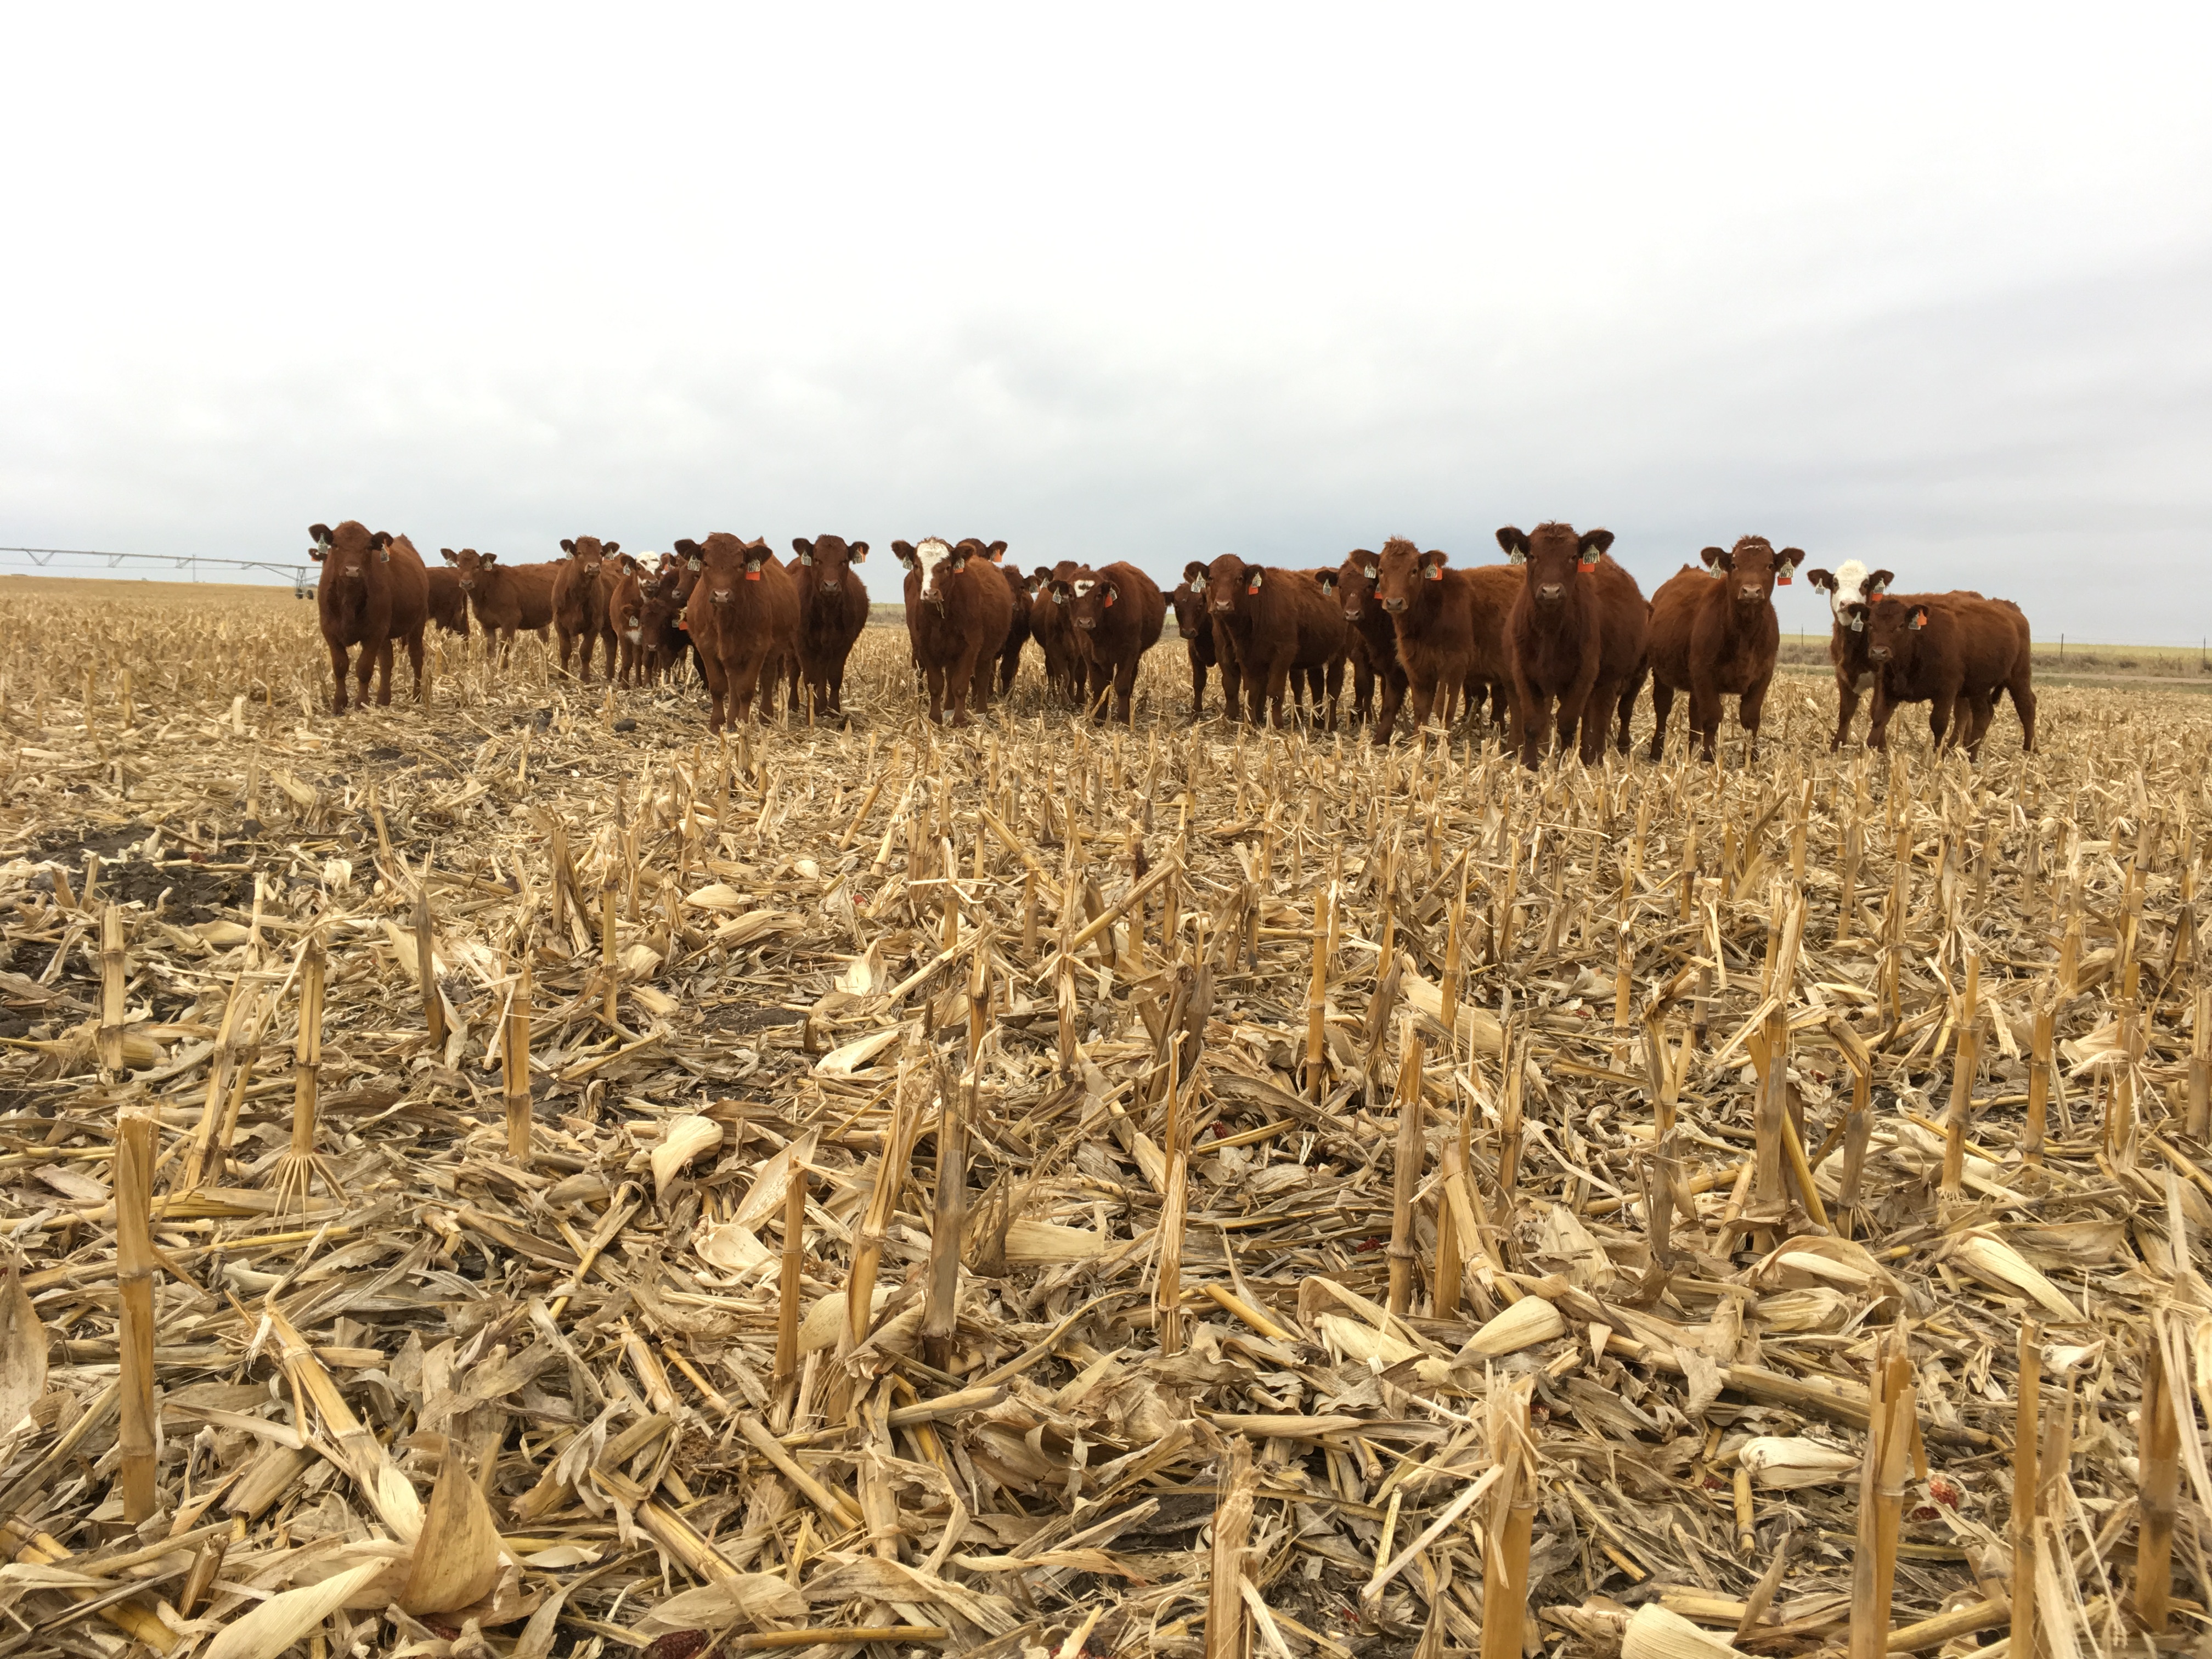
[426,566,470,644]
[675,534,797,733]
[1496,523,1649,768]
[1168,579,1232,721]
[308,520,429,714]
[1052,562,1166,725]
[1369,539,1520,744]
[788,534,871,716]
[1317,552,1404,736]
[1645,535,1805,763]
[640,554,697,684]
[1190,556,1347,728]
[1027,561,1086,706]
[605,554,653,687]
[1861,594,2036,758]
[995,561,1030,696]
[891,537,1015,726]
[554,536,622,681]
[441,548,555,664]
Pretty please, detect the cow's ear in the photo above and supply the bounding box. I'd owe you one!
[308,523,332,547]
[792,538,812,558]
[1316,572,1338,593]
[1780,547,1806,569]
[1494,526,1528,561]
[849,541,867,562]
[1868,569,1895,595]
[1700,546,1724,569]
[440,548,456,562]
[1909,606,1928,630]
[892,539,917,561]
[482,551,498,566]
[1101,582,1118,607]
[308,546,326,562]
[1424,549,1449,575]
[988,541,1008,561]
[1579,528,1615,559]
[1049,582,1069,604]
[949,549,969,572]
[371,531,392,550]
[604,541,619,556]
[1805,567,1834,592]
[1842,602,1866,631]
[561,539,577,555]
[1183,561,1209,585]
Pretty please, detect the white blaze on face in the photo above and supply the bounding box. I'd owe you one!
[1073,579,1094,597]
[917,538,953,598]
[1828,558,1870,625]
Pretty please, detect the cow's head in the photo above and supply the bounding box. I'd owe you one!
[1199,555,1258,616]
[441,546,490,591]
[1703,536,1805,610]
[959,539,1009,566]
[1496,523,1610,607]
[1058,567,1121,633]
[793,535,867,594]
[1863,595,1929,667]
[307,521,387,584]
[1373,537,1446,616]
[686,533,770,608]
[913,537,966,611]
[1808,561,1892,629]
[1170,580,1207,637]
[1318,550,1379,622]
[561,537,617,583]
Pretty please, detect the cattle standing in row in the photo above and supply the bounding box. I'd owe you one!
[1497,523,1648,768]
[1188,556,1347,729]
[1318,553,1403,735]
[1169,580,1231,721]
[554,537,622,682]
[1369,539,1523,746]
[788,535,871,717]
[1645,535,1804,763]
[441,548,556,664]
[673,534,795,732]
[1861,594,2036,758]
[1053,562,1166,725]
[893,537,1014,726]
[425,565,471,647]
[308,521,429,714]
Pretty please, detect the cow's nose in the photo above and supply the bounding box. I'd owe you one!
[1739,585,1763,602]
[1343,608,1359,620]
[1075,619,1096,630]
[1537,583,1563,601]
[1211,601,1234,613]
[1868,646,1888,661]
[821,578,840,592]
[1383,598,1407,614]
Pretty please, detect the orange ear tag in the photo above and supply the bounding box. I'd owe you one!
[746,568,761,582]
[1777,573,1792,585]
[1578,559,1598,572]
[1426,565,1442,581]
[1103,592,1115,607]
[1246,582,1261,594]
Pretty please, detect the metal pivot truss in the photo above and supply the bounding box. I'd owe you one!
[0,546,319,596]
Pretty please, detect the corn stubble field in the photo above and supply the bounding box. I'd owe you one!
[0,582,2208,1659]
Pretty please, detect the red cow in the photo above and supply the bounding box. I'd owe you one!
[994,561,1030,696]
[605,554,653,687]
[1027,561,1086,706]
[788,534,871,717]
[891,537,1015,726]
[1366,538,1525,745]
[640,552,699,684]
[1190,556,1347,729]
[307,520,429,714]
[1644,536,1805,763]
[1317,551,1402,735]
[441,548,556,665]
[1052,562,1166,725]
[1860,594,2036,758]
[1170,579,1235,721]
[1495,523,1649,768]
[674,534,797,733]
[554,536,622,681]
[426,566,471,646]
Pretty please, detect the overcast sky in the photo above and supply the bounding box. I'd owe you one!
[5,5,2209,640]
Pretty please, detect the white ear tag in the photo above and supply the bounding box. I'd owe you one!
[800,552,812,566]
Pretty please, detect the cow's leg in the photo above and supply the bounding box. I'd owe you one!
[1575,679,1617,765]
[557,626,576,679]
[325,640,350,714]
[1517,687,1551,770]
[370,640,392,707]
[1616,662,1646,753]
[2010,677,2036,753]
[1266,658,1296,728]
[1647,679,1675,761]
[1188,652,1206,721]
[1323,657,1345,730]
[1689,675,1722,763]
[948,645,984,727]
[1865,683,1895,751]
[406,628,427,703]
[1740,672,1773,763]
[1373,668,1406,747]
[1832,672,1863,750]
[924,663,946,724]
[1351,653,1374,724]
[1928,691,1956,753]
[1407,673,1438,731]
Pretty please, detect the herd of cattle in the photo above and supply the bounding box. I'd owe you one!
[307,518,2038,766]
